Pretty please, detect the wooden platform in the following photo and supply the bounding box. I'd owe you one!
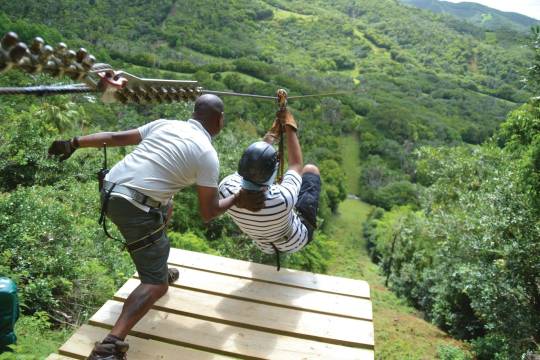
[47,249,374,359]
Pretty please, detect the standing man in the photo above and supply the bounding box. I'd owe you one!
[48,94,263,360]
[218,109,321,269]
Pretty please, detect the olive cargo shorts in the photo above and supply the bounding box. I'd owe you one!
[105,196,170,284]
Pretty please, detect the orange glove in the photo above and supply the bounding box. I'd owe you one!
[276,109,297,131]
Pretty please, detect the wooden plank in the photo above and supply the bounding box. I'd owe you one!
[168,248,370,299]
[91,300,375,359]
[45,354,77,360]
[59,324,231,360]
[115,279,374,348]
[136,266,372,320]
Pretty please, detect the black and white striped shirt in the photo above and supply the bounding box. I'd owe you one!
[218,170,309,254]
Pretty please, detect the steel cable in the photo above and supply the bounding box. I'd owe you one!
[0,84,94,96]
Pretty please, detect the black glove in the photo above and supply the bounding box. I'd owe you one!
[234,189,266,212]
[48,138,78,161]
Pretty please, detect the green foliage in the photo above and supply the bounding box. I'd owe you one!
[0,0,536,357]
[527,26,540,93]
[168,231,218,254]
[469,334,512,360]
[319,159,347,213]
[0,182,131,319]
[283,233,332,273]
[437,344,473,360]
[366,35,540,353]
[371,180,419,210]
[0,313,69,359]
[497,102,540,210]
[367,136,540,357]
[233,58,276,81]
[358,154,418,210]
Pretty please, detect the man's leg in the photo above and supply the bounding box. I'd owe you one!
[109,283,168,339]
[89,196,171,359]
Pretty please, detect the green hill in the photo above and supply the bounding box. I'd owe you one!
[400,0,540,33]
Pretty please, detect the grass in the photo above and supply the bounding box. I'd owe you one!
[0,313,71,359]
[328,135,470,359]
[340,134,362,195]
[326,199,469,359]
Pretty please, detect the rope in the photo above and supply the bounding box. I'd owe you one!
[0,84,94,96]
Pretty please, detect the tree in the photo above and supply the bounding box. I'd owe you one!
[319,159,347,213]
[526,26,540,93]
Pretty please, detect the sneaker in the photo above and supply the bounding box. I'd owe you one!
[168,267,179,285]
[87,339,129,360]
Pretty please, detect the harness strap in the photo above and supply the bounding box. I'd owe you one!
[103,180,161,208]
[271,243,281,271]
[99,183,124,244]
[125,222,166,253]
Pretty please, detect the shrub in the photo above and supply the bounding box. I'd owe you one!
[169,231,218,255]
[437,344,473,360]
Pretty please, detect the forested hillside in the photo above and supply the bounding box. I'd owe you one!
[0,0,537,359]
[400,0,540,33]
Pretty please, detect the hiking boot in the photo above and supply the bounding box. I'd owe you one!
[168,267,179,285]
[87,339,129,360]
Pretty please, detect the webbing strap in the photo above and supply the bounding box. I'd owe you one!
[103,180,161,208]
[125,223,166,253]
[271,243,281,271]
[99,183,125,245]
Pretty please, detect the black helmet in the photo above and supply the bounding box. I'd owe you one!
[238,141,278,188]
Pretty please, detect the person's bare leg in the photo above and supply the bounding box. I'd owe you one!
[303,164,320,175]
[108,283,168,339]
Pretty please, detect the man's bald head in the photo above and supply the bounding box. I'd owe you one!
[192,94,225,137]
[193,94,224,120]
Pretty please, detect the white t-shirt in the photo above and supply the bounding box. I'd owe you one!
[218,170,309,254]
[106,119,219,205]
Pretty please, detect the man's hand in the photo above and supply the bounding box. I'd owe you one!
[234,189,266,212]
[276,109,297,131]
[48,139,78,161]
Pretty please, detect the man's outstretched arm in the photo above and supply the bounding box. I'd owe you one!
[48,129,142,161]
[75,129,142,148]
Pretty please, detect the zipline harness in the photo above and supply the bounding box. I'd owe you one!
[97,144,170,253]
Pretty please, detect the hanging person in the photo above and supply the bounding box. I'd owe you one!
[218,109,322,270]
[48,94,264,360]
